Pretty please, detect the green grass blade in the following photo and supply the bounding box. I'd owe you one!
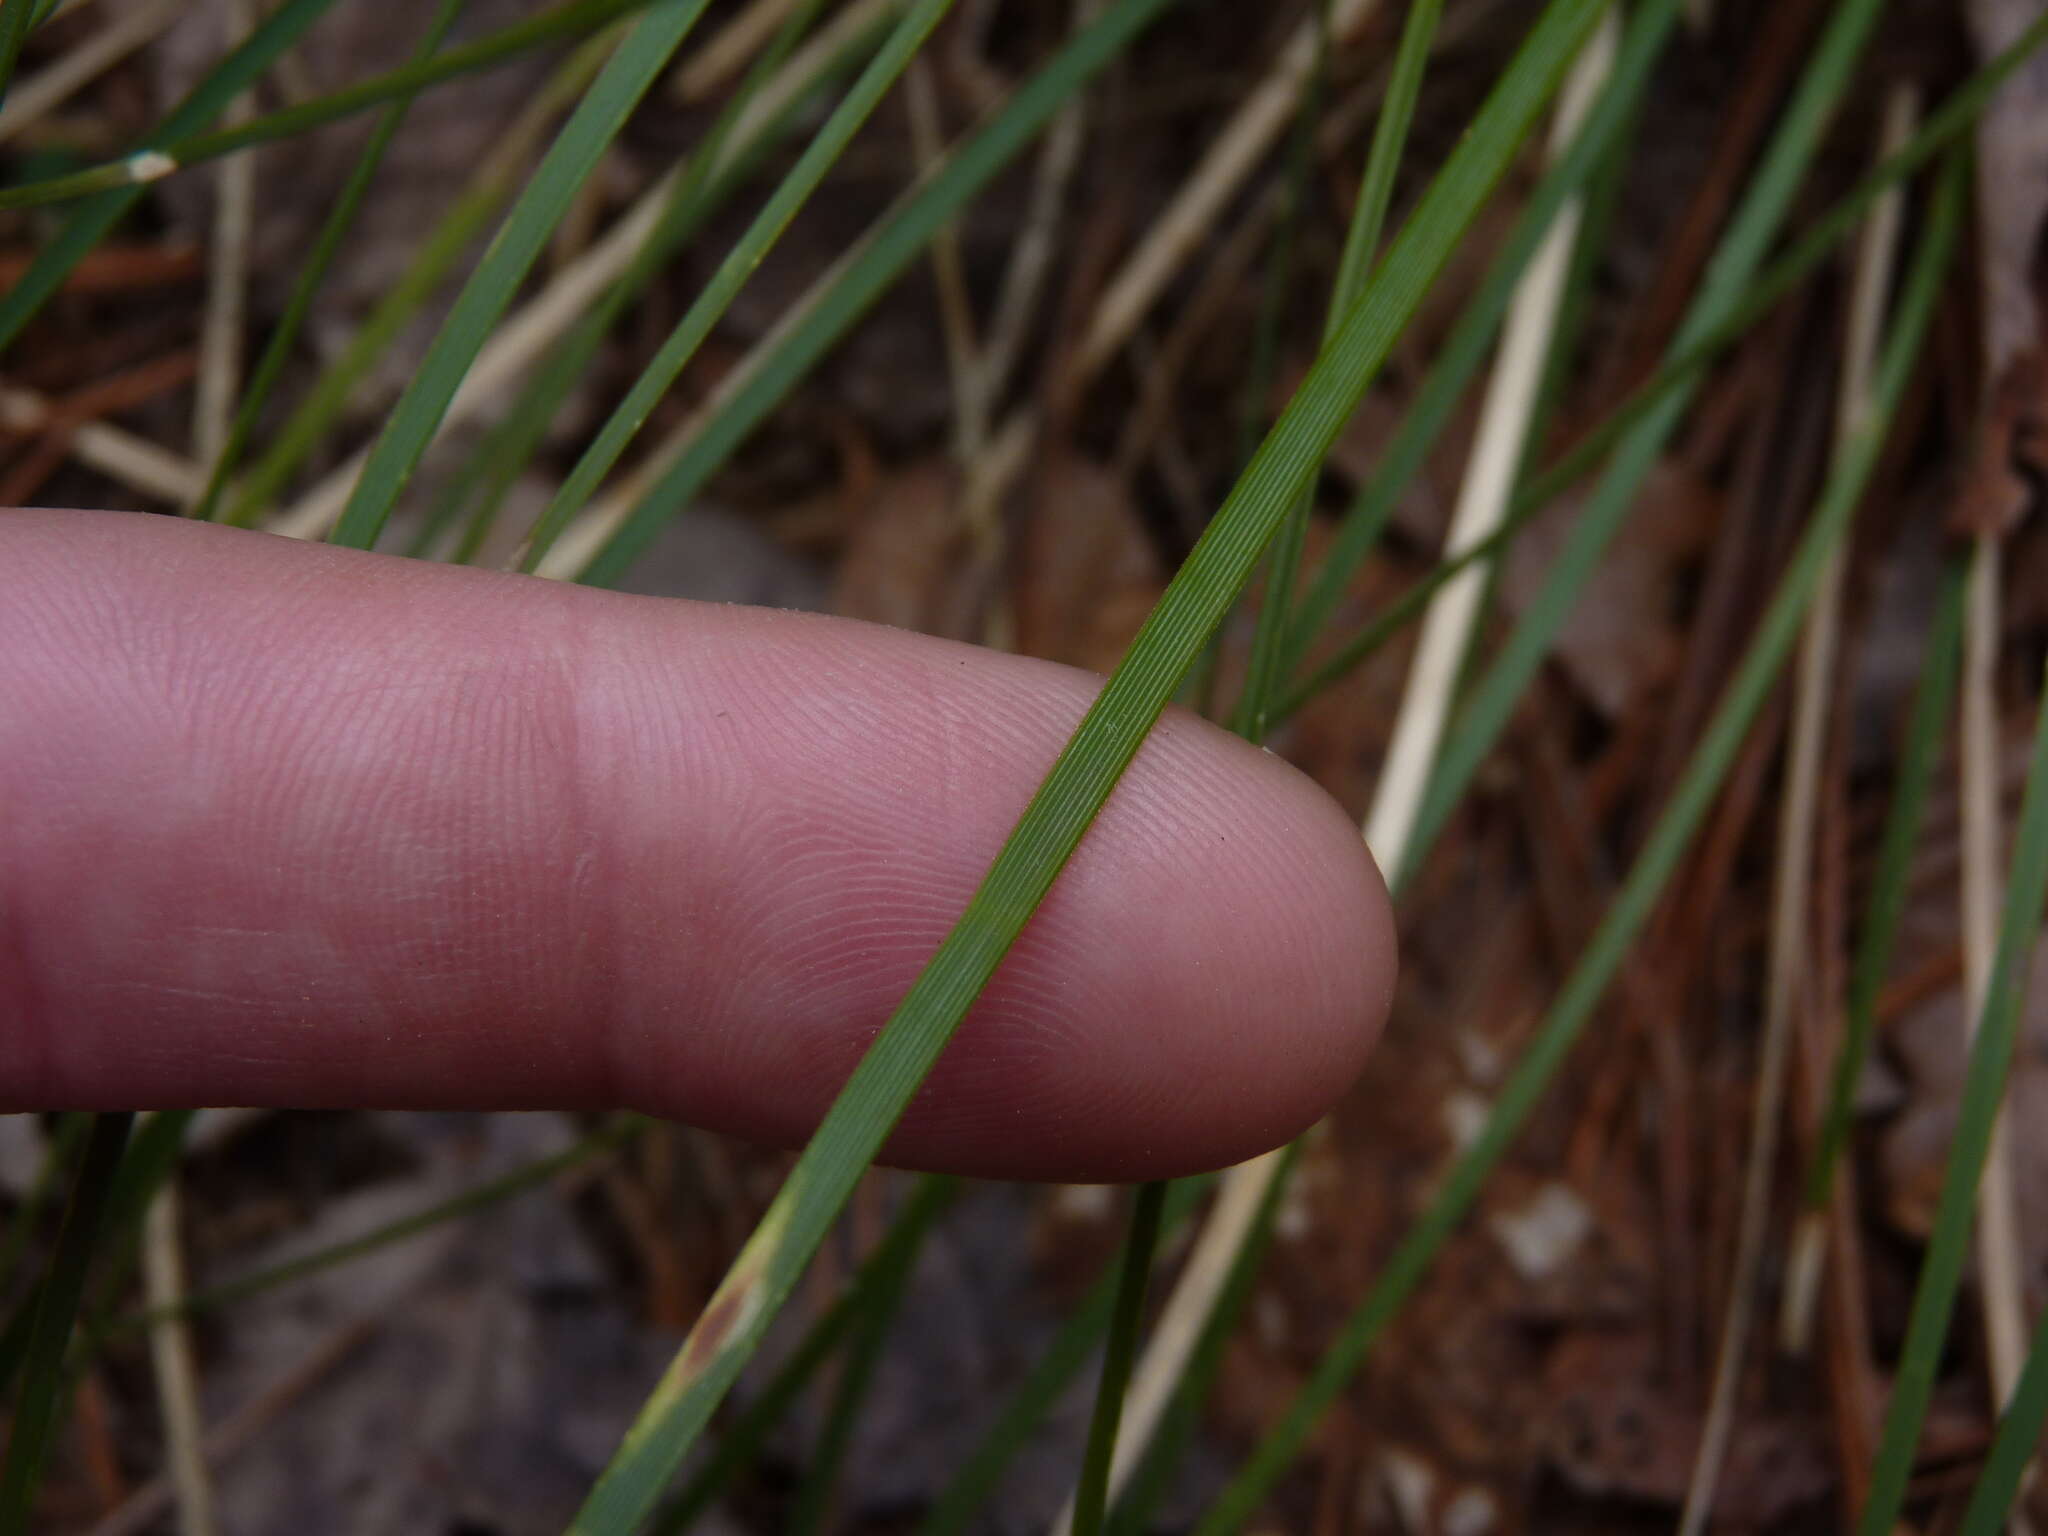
[1071,1182,1168,1536]
[1334,0,1439,321]
[1281,0,1682,673]
[1856,654,2048,1534]
[653,1175,955,1535]
[1804,560,1966,1209]
[0,1111,193,1408]
[0,1115,87,1293]
[190,0,469,524]
[0,0,344,359]
[1959,1296,2048,1536]
[514,0,954,572]
[0,0,36,113]
[0,0,656,212]
[1272,489,1554,722]
[565,10,1600,1530]
[329,0,714,552]
[1105,1146,1299,1536]
[1231,0,1439,743]
[786,1178,945,1536]
[0,1113,133,1536]
[1196,140,1962,1536]
[109,1115,640,1336]
[914,1178,1209,1536]
[569,0,1196,588]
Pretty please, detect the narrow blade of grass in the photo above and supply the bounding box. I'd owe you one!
[0,0,344,359]
[1195,137,1961,1536]
[1231,0,1440,743]
[0,0,659,211]
[513,0,955,572]
[565,9,1600,1531]
[0,1115,87,1293]
[1104,1145,1301,1536]
[189,0,469,523]
[1071,1182,1168,1536]
[1281,0,1684,674]
[0,1113,133,1536]
[1804,559,1966,1208]
[0,1110,194,1407]
[107,1115,641,1337]
[0,0,36,113]
[1959,1290,2048,1536]
[1856,650,2048,1534]
[913,1178,1210,1536]
[328,0,714,552]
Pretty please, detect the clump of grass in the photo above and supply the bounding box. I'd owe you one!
[3,2,2047,1533]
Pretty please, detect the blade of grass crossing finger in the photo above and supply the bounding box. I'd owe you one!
[1398,0,1891,886]
[1232,0,1439,742]
[1197,142,1962,1536]
[0,0,659,211]
[1959,1293,2048,1536]
[566,9,1601,1530]
[1072,1183,1168,1536]
[190,0,469,524]
[913,1178,1210,1536]
[569,0,1200,587]
[1856,652,2048,1534]
[0,1113,133,1536]
[514,0,953,573]
[1804,560,1965,1209]
[1280,0,1680,675]
[0,0,343,359]
[329,0,714,553]
[653,1175,957,1535]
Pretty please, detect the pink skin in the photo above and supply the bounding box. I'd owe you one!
[0,510,1395,1181]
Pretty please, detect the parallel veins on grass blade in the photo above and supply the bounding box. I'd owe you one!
[565,4,1602,1530]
